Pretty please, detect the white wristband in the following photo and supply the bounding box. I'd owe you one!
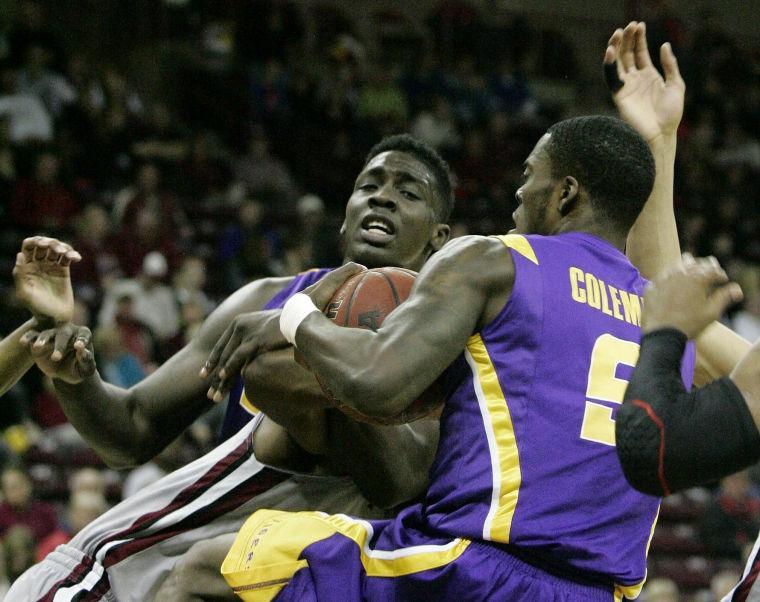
[280,293,320,346]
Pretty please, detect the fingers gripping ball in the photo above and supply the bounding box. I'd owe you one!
[315,267,446,425]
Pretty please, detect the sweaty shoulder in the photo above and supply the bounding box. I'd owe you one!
[427,235,515,328]
[434,235,515,290]
[194,276,295,351]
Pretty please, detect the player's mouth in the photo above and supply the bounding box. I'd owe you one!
[360,214,396,245]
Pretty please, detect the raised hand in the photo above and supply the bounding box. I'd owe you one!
[605,21,685,143]
[642,255,743,339]
[13,236,82,324]
[20,323,96,384]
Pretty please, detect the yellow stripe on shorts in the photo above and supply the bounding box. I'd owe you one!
[221,509,470,601]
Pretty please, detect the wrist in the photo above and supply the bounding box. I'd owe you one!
[647,132,677,152]
[280,294,320,346]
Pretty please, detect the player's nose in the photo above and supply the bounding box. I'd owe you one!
[368,187,397,211]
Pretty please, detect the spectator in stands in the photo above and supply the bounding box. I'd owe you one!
[0,467,58,543]
[71,203,120,307]
[410,94,461,153]
[701,471,760,562]
[10,150,78,234]
[68,468,106,498]
[1,525,36,582]
[218,199,281,290]
[233,127,298,204]
[172,255,214,318]
[711,568,744,600]
[93,325,147,388]
[99,251,180,347]
[131,102,188,168]
[0,67,53,144]
[36,491,108,561]
[0,541,9,599]
[112,162,189,242]
[641,577,680,602]
[17,45,77,118]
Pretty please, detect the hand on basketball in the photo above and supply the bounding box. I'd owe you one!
[19,323,96,384]
[14,236,82,324]
[642,255,743,339]
[300,262,366,310]
[201,310,288,402]
[604,21,685,143]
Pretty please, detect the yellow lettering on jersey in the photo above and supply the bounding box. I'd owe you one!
[609,286,624,321]
[598,279,613,316]
[493,234,539,265]
[619,290,641,326]
[585,273,601,309]
[569,267,586,303]
[568,268,642,326]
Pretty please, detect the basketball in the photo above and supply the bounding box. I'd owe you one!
[317,267,446,425]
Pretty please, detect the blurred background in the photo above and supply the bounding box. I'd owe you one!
[0,0,757,599]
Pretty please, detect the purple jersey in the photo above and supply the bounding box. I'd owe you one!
[219,268,334,441]
[423,233,695,596]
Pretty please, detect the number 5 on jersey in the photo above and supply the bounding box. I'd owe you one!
[580,334,640,446]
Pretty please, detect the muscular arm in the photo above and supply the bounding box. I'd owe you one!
[325,413,439,508]
[0,320,37,397]
[53,278,290,469]
[295,236,513,420]
[616,329,760,496]
[246,350,439,508]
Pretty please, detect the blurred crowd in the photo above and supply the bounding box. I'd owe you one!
[0,1,757,598]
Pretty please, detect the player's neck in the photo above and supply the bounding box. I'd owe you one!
[554,220,627,253]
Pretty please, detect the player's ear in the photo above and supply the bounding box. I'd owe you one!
[557,176,579,217]
[428,223,450,252]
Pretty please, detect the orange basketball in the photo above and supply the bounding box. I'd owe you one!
[317,267,445,425]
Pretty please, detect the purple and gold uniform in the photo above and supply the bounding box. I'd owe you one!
[222,234,696,601]
[219,268,333,441]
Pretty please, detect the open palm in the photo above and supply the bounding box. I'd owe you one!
[13,237,81,323]
[606,22,685,143]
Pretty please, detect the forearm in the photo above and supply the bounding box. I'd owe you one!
[325,412,438,508]
[0,320,37,396]
[616,329,760,496]
[54,373,210,468]
[694,321,752,385]
[626,135,681,277]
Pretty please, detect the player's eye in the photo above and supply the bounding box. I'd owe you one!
[401,190,420,200]
[358,184,377,192]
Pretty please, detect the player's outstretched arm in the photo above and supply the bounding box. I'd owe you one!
[291,236,513,420]
[605,21,684,276]
[0,237,81,396]
[616,257,760,496]
[606,23,752,384]
[22,277,291,468]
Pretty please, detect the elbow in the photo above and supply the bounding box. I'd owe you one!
[615,408,666,497]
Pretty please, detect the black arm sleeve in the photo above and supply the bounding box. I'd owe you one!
[616,328,760,497]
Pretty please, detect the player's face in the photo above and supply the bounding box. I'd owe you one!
[512,134,560,236]
[342,151,449,271]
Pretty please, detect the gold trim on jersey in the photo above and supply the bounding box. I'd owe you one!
[239,389,259,415]
[613,505,660,602]
[465,335,522,543]
[221,509,471,601]
[493,234,539,265]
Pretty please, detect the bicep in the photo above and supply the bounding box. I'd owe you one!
[129,278,288,429]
